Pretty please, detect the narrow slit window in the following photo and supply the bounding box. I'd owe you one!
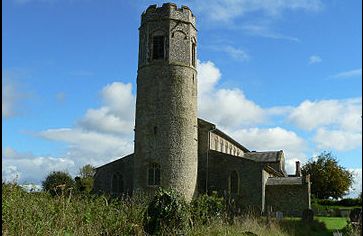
[152,36,164,60]
[111,174,118,193]
[192,42,196,67]
[148,163,161,186]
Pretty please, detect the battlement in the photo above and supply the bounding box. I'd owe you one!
[141,3,196,28]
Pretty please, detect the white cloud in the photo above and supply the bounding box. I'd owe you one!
[2,165,21,183]
[314,128,362,151]
[288,98,362,151]
[78,82,135,135]
[309,55,322,64]
[3,81,136,185]
[349,168,362,198]
[218,46,250,61]
[2,148,75,184]
[241,23,300,42]
[39,128,133,157]
[197,60,221,95]
[332,68,362,79]
[227,127,307,174]
[288,98,362,131]
[193,0,323,23]
[197,60,265,128]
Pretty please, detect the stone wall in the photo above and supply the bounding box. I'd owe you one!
[93,154,134,195]
[206,151,265,212]
[265,176,311,216]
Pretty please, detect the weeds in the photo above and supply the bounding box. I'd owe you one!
[3,183,341,235]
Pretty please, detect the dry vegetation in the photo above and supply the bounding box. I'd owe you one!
[2,183,357,236]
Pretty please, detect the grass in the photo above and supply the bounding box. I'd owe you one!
[2,183,359,236]
[316,217,349,231]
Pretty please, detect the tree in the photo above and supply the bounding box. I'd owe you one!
[79,164,95,178]
[42,171,75,196]
[75,164,95,194]
[301,152,353,199]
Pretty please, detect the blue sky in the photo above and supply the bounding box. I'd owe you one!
[2,0,362,196]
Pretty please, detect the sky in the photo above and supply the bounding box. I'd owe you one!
[2,0,362,197]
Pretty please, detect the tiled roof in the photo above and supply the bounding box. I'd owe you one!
[244,151,282,162]
[266,177,303,186]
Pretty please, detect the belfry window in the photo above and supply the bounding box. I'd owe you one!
[152,36,165,60]
[148,163,160,186]
[192,42,196,67]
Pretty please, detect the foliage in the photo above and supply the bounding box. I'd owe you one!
[74,164,96,194]
[3,182,352,236]
[143,188,191,235]
[317,198,362,207]
[191,192,225,225]
[2,182,146,236]
[340,221,361,236]
[301,151,353,199]
[79,164,95,178]
[42,171,75,196]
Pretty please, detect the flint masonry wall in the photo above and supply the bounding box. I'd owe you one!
[93,154,134,195]
[134,3,198,201]
[265,176,311,216]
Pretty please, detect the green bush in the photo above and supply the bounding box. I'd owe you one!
[191,192,225,225]
[143,188,191,235]
[42,171,75,196]
[317,198,362,207]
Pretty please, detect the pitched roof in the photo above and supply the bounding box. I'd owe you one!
[95,153,134,169]
[243,151,283,162]
[266,177,303,186]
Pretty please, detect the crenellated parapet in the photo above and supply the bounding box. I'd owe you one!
[141,3,196,29]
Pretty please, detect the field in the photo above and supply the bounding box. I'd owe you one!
[2,183,359,236]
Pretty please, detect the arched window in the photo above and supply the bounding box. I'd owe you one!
[148,163,160,186]
[152,35,165,60]
[229,171,239,194]
[111,173,124,194]
[220,140,224,152]
[225,143,228,154]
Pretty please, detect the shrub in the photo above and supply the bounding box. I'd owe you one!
[191,193,225,225]
[75,176,94,194]
[143,188,191,235]
[42,171,75,196]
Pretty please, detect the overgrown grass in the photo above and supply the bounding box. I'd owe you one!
[3,183,357,236]
[316,217,349,231]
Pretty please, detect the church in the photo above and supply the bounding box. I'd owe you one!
[93,3,311,216]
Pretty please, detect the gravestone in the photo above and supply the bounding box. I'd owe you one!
[302,209,314,224]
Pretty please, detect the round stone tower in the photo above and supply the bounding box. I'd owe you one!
[133,3,198,201]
